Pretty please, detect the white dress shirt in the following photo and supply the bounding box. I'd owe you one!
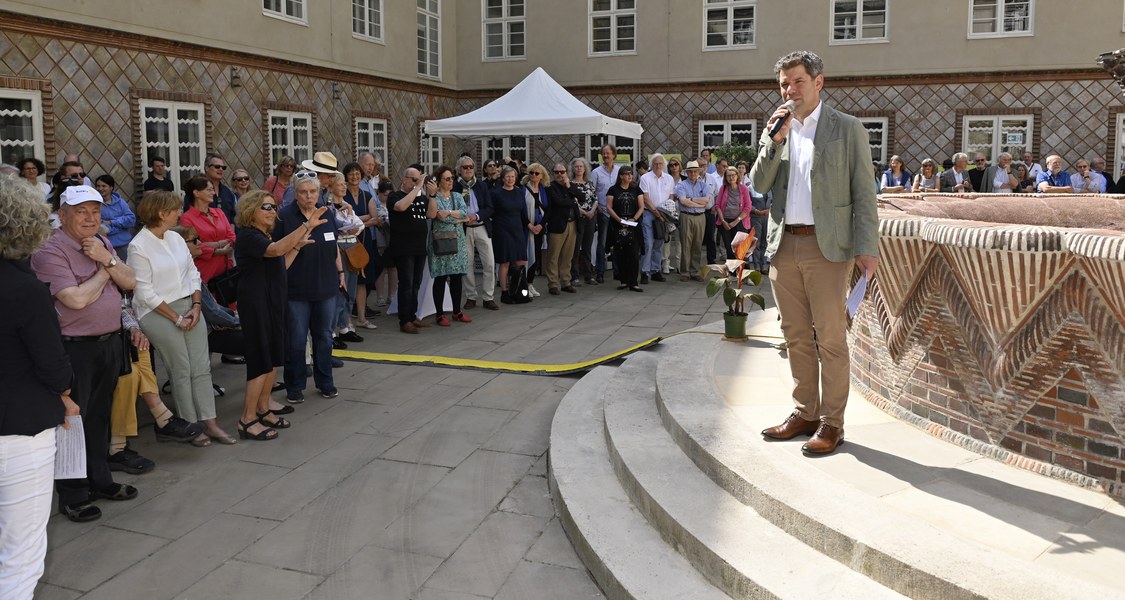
[127,227,202,320]
[638,171,675,211]
[785,100,822,225]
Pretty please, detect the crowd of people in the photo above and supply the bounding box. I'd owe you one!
[875,150,1123,195]
[1,130,1121,596]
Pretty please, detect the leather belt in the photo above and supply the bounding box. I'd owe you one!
[62,333,116,342]
[466,223,485,227]
[784,224,816,236]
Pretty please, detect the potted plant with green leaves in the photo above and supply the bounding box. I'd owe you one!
[702,231,765,341]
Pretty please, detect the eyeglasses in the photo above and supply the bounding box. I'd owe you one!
[440,176,453,181]
[460,165,475,170]
[974,159,987,163]
[553,170,566,174]
[232,176,250,182]
[259,204,277,212]
[295,171,318,180]
[208,164,228,170]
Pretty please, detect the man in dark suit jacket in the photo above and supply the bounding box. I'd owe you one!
[751,50,880,456]
[939,153,974,193]
[454,156,499,310]
[543,163,584,294]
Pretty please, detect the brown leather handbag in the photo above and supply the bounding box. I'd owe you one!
[342,231,370,272]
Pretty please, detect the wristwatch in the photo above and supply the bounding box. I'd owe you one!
[105,256,118,269]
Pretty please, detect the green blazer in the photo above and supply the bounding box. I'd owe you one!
[749,103,880,263]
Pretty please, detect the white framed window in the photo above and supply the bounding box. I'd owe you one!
[483,0,526,61]
[355,117,388,169]
[417,0,441,79]
[589,0,636,56]
[263,0,306,25]
[961,114,1033,162]
[858,117,889,164]
[0,89,44,168]
[268,110,312,174]
[587,134,639,165]
[420,123,442,173]
[353,0,383,42]
[138,100,205,190]
[969,0,1033,38]
[704,0,756,50]
[698,120,757,156]
[831,0,888,44]
[482,136,528,164]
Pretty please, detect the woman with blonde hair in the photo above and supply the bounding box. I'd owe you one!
[233,190,327,439]
[521,162,548,296]
[0,178,78,598]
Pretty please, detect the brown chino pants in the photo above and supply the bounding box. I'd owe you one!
[768,232,854,428]
[545,221,577,288]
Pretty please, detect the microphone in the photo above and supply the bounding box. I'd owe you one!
[768,100,797,138]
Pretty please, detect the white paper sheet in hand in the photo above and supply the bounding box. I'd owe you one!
[846,273,868,318]
[620,219,638,227]
[55,415,86,480]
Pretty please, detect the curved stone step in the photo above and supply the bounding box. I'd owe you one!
[548,365,728,600]
[603,350,905,599]
[653,327,1121,600]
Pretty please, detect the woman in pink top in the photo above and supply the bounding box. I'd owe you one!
[179,175,235,283]
[714,167,753,259]
[263,156,296,203]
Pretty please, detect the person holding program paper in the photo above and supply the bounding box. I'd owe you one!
[750,50,880,455]
[0,178,79,599]
[606,165,646,292]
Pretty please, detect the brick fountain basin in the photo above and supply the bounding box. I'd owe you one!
[854,193,1125,496]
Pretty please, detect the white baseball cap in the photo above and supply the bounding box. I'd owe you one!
[60,185,103,206]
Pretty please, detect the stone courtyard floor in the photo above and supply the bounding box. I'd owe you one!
[36,271,740,600]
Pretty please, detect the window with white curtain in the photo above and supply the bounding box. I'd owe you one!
[961,115,1033,162]
[0,89,44,168]
[268,110,312,174]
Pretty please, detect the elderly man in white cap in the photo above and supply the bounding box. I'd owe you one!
[281,151,343,207]
[31,185,139,523]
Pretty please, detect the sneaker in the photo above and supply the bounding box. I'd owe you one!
[651,273,666,282]
[339,330,364,343]
[287,390,305,404]
[154,416,205,443]
[529,284,541,297]
[585,277,598,285]
[596,274,605,283]
[332,337,348,350]
[320,387,339,399]
[108,446,155,475]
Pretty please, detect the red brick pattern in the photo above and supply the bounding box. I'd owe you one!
[852,213,1125,497]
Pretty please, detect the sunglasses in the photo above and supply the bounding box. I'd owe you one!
[531,172,542,177]
[440,176,454,181]
[460,165,475,170]
[232,176,250,182]
[259,203,277,212]
[669,162,680,167]
[208,164,228,170]
[553,170,566,174]
[294,171,318,180]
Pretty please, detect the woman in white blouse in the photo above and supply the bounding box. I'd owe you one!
[126,191,234,446]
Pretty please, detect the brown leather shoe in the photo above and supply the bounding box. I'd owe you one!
[400,322,419,334]
[463,300,477,309]
[412,319,432,328]
[483,300,499,310]
[802,423,844,455]
[761,412,821,440]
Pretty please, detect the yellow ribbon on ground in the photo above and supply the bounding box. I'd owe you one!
[333,330,786,376]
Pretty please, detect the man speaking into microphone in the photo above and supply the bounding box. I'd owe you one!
[750,50,880,455]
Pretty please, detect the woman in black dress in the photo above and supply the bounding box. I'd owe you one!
[606,166,646,292]
[232,191,327,440]
[490,166,530,304]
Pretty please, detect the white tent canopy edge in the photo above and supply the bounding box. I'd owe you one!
[423,67,643,139]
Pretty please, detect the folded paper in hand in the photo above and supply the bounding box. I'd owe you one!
[846,273,868,318]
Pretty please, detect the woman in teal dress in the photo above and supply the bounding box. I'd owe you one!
[428,166,472,326]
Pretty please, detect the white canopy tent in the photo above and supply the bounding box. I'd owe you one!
[423,67,643,139]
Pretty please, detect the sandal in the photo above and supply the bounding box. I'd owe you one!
[238,418,278,441]
[60,501,101,522]
[191,433,212,447]
[257,411,291,429]
[90,483,138,501]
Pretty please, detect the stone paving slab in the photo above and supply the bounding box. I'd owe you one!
[41,274,735,598]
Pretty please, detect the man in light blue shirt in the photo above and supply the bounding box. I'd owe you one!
[590,144,621,283]
[674,160,711,279]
